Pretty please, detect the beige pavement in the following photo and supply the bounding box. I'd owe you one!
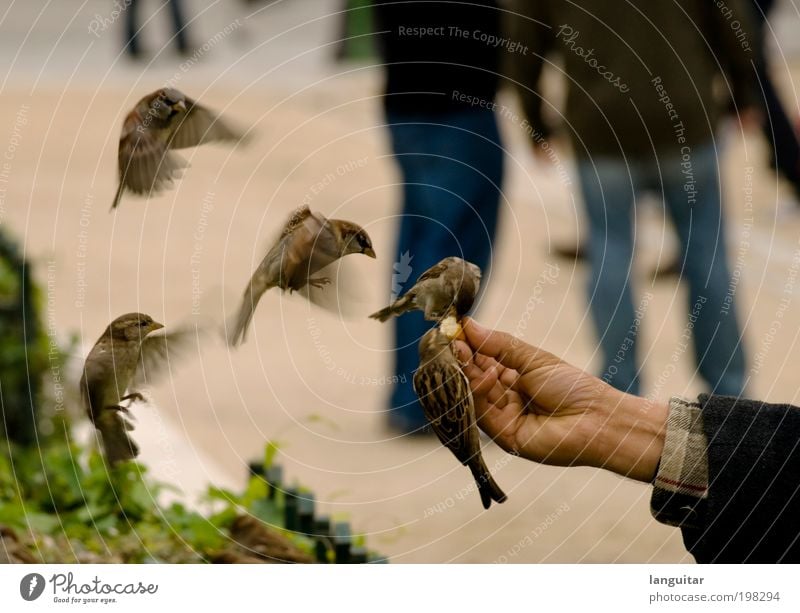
[3,1,800,563]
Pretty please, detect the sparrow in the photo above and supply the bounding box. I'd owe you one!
[80,312,195,465]
[0,525,37,564]
[228,205,376,346]
[111,87,245,210]
[370,257,481,339]
[221,515,314,564]
[413,327,507,510]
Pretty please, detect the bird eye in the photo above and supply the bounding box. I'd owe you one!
[139,321,147,327]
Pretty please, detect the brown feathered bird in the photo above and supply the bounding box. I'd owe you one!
[219,515,313,564]
[227,205,376,346]
[80,313,195,465]
[0,525,37,564]
[370,257,481,328]
[413,327,507,510]
[111,87,245,210]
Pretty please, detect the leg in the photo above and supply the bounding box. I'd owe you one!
[124,0,143,58]
[758,62,800,198]
[753,1,800,197]
[385,108,503,432]
[577,157,641,394]
[167,0,191,54]
[662,143,746,396]
[308,277,331,289]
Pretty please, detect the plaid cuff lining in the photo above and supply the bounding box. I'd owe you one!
[650,396,709,529]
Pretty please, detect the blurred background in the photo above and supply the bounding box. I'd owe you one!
[1,0,800,563]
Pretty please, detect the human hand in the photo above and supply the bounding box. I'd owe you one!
[456,318,667,482]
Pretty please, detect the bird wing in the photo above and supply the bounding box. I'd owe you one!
[413,360,477,465]
[117,121,186,198]
[415,259,451,284]
[79,354,108,423]
[275,208,333,288]
[168,97,245,149]
[278,205,316,240]
[133,325,202,387]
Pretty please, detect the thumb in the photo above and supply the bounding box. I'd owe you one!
[462,317,542,373]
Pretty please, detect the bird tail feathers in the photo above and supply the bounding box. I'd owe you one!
[228,281,266,346]
[369,294,413,322]
[470,458,507,510]
[99,411,140,466]
[110,180,125,211]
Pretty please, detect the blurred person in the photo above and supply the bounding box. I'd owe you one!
[372,1,504,434]
[506,1,760,396]
[124,0,192,59]
[752,0,800,202]
[458,318,800,563]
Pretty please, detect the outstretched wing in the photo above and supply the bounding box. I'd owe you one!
[117,125,186,198]
[134,324,203,387]
[168,97,246,149]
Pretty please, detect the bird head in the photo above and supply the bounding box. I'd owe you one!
[465,260,482,280]
[337,221,376,258]
[150,88,188,120]
[106,312,164,342]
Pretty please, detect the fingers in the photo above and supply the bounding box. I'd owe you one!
[453,339,472,363]
[463,318,542,374]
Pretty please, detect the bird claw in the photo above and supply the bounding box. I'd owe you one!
[308,277,331,290]
[107,404,133,418]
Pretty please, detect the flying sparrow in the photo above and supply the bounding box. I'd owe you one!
[370,257,481,339]
[111,87,245,210]
[227,205,376,346]
[413,327,507,510]
[80,312,195,465]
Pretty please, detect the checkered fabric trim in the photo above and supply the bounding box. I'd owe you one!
[650,396,708,529]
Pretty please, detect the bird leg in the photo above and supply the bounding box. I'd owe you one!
[106,404,133,417]
[307,276,331,290]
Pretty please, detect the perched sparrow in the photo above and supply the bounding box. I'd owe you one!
[413,327,507,510]
[80,312,194,465]
[228,205,376,346]
[0,525,37,564]
[223,515,314,564]
[370,257,481,339]
[111,87,245,210]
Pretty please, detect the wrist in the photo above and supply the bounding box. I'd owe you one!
[594,390,668,482]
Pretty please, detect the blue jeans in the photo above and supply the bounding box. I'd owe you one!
[386,107,504,431]
[577,143,745,396]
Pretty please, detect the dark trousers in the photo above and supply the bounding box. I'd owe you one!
[125,0,190,56]
[384,107,503,431]
[754,0,800,196]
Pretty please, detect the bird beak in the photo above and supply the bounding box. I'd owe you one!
[151,322,165,332]
[363,247,377,259]
[174,100,187,112]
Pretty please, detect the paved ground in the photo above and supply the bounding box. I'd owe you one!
[3,0,800,563]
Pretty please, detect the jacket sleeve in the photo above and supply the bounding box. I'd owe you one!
[651,394,800,563]
[502,0,555,140]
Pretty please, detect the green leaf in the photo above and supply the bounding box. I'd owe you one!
[263,441,281,469]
